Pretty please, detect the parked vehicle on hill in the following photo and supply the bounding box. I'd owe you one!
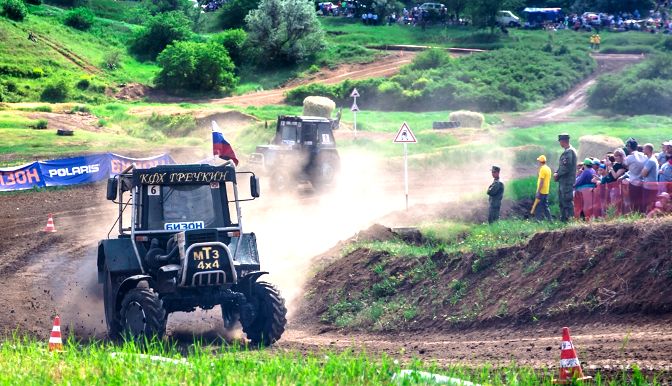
[497,10,521,27]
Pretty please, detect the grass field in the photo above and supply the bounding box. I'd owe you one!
[0,336,660,385]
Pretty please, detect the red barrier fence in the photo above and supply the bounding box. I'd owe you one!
[573,181,672,220]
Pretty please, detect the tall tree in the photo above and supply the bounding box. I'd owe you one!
[446,0,468,21]
[245,0,324,64]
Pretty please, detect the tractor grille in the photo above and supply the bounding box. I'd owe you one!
[185,229,218,245]
[192,271,226,286]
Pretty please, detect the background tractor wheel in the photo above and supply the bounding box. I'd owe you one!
[103,267,121,339]
[120,285,166,340]
[310,153,339,190]
[241,281,287,347]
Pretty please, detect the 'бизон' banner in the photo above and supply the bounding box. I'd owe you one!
[39,154,111,187]
[0,162,46,192]
[109,153,174,176]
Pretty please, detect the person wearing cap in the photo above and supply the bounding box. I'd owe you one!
[487,165,504,224]
[534,155,552,221]
[574,158,597,220]
[554,133,577,222]
[646,192,672,218]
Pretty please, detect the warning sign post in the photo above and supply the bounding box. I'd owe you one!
[393,122,417,210]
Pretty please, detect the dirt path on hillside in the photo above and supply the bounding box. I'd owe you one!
[501,53,644,129]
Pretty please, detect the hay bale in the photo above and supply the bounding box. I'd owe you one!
[578,135,624,161]
[448,110,484,128]
[302,96,335,118]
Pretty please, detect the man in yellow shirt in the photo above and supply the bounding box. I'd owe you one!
[535,155,552,221]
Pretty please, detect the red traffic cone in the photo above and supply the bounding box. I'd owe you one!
[44,214,57,233]
[553,327,592,384]
[48,316,63,352]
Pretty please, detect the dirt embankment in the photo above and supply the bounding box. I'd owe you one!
[297,217,672,332]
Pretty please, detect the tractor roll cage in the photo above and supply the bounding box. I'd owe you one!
[109,162,253,275]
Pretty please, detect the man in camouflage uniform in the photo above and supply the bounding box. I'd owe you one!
[487,165,504,223]
[554,133,577,222]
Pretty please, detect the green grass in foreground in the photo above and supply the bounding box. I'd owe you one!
[0,336,661,385]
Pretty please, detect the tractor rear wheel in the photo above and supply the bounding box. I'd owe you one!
[103,267,121,339]
[241,281,287,347]
[310,153,339,190]
[120,285,166,340]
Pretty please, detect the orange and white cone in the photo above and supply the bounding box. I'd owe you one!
[44,214,57,233]
[553,327,592,384]
[48,316,63,352]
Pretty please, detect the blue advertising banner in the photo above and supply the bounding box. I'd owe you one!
[39,154,111,187]
[0,162,46,192]
[0,153,175,191]
[109,153,175,176]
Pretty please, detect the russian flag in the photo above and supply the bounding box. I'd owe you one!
[212,121,239,166]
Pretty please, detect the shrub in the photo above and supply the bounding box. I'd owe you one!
[76,76,91,90]
[211,29,247,66]
[449,110,484,128]
[411,48,450,70]
[40,80,70,102]
[130,11,193,61]
[30,67,44,78]
[245,0,324,64]
[156,41,237,93]
[64,7,94,30]
[2,0,28,21]
[302,96,335,118]
[34,119,48,129]
[660,37,672,52]
[103,51,121,71]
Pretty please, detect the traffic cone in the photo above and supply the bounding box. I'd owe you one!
[48,315,63,352]
[44,214,56,233]
[553,327,592,384]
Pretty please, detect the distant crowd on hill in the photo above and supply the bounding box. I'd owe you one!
[316,1,672,34]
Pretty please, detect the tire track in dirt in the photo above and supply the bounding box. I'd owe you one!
[209,54,416,107]
[36,34,100,75]
[501,53,644,129]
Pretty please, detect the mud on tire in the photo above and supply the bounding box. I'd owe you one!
[103,268,121,339]
[120,285,167,340]
[241,281,287,346]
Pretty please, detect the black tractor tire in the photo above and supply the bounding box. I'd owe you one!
[241,281,287,347]
[119,285,166,340]
[103,267,121,339]
[221,305,240,330]
[269,170,292,192]
[310,153,339,190]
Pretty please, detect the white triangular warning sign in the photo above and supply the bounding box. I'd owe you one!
[351,101,359,112]
[350,88,360,98]
[393,122,417,143]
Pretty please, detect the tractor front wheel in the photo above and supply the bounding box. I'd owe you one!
[103,267,121,339]
[120,285,166,340]
[241,281,287,347]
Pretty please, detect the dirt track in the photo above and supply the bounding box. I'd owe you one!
[1,51,667,377]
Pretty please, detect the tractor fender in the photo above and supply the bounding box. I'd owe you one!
[115,275,156,313]
[237,271,268,296]
[97,239,142,283]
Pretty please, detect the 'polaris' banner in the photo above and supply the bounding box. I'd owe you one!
[0,153,175,191]
[109,153,175,176]
[39,154,111,187]
[0,162,45,192]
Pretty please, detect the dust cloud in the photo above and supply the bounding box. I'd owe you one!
[243,145,513,316]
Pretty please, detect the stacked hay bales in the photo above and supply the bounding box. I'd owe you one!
[578,135,624,161]
[303,96,335,118]
[448,110,484,128]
